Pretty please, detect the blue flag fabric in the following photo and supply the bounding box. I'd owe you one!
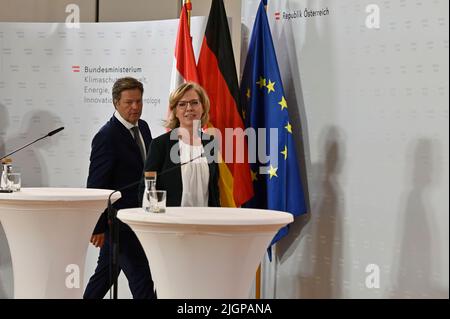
[241,1,307,258]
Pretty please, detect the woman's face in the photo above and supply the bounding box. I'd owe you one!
[175,89,204,130]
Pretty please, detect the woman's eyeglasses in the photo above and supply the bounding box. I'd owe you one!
[177,99,201,109]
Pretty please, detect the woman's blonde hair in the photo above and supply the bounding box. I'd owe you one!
[165,82,210,129]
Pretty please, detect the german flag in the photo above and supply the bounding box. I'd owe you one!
[197,0,253,207]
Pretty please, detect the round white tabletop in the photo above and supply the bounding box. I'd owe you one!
[0,187,120,201]
[0,187,120,299]
[118,206,293,226]
[118,207,293,299]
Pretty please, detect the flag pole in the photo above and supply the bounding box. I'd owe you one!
[185,0,191,30]
[254,3,266,301]
[256,264,261,299]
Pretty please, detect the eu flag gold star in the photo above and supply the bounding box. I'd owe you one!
[268,165,278,179]
[266,80,275,93]
[284,122,292,133]
[279,96,288,110]
[281,145,288,160]
[256,76,266,89]
[251,170,258,181]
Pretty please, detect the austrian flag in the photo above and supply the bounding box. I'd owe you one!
[169,0,199,92]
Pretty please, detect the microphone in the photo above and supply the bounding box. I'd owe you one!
[156,152,205,177]
[106,153,207,214]
[0,127,65,161]
[109,151,208,218]
[47,127,64,136]
[106,177,144,218]
[137,153,205,208]
[108,143,208,218]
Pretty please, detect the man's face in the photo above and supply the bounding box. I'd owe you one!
[115,88,143,125]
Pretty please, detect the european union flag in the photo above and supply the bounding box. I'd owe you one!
[241,0,307,258]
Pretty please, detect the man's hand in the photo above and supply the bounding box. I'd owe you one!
[90,233,105,248]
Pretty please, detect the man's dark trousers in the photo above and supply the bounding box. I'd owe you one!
[83,223,156,299]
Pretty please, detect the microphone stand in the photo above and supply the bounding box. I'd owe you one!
[106,151,207,299]
[0,127,65,161]
[106,178,143,299]
[107,190,119,299]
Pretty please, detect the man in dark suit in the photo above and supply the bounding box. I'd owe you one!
[84,77,155,299]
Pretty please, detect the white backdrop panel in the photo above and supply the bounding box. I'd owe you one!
[0,18,206,299]
[0,19,206,187]
[241,0,449,298]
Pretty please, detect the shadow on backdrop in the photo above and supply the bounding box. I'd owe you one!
[271,0,341,298]
[286,126,345,299]
[389,139,448,298]
[4,110,63,187]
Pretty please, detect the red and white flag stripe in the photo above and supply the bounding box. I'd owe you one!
[169,0,199,93]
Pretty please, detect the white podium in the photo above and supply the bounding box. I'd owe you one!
[117,207,293,299]
[0,187,120,299]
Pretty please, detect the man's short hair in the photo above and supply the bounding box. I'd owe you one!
[112,77,144,106]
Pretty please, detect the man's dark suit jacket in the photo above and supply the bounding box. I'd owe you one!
[140,130,220,207]
[88,116,152,234]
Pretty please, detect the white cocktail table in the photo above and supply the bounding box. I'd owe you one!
[0,187,120,298]
[118,207,293,299]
